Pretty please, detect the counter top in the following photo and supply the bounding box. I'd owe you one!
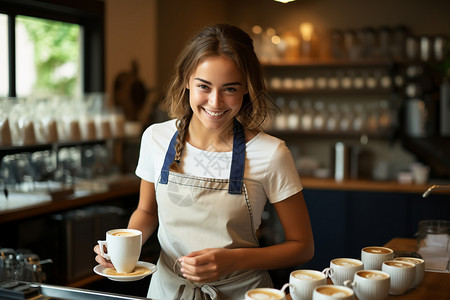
[0,174,140,224]
[300,176,450,195]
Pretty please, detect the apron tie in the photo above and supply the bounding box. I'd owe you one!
[174,281,219,300]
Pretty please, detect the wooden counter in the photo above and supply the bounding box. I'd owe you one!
[0,174,140,224]
[383,237,450,300]
[287,238,449,300]
[300,176,450,195]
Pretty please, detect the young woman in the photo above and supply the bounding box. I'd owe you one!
[95,23,314,299]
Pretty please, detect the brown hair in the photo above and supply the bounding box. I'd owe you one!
[162,23,275,162]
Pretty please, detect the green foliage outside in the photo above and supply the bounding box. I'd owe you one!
[17,16,80,96]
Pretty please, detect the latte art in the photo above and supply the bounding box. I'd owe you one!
[363,247,392,254]
[385,261,413,268]
[359,271,389,279]
[111,231,138,237]
[395,257,422,264]
[292,270,323,280]
[333,258,362,267]
[316,286,351,297]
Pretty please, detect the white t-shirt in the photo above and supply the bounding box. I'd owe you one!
[135,119,303,229]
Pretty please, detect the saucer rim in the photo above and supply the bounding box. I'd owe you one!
[93,261,157,282]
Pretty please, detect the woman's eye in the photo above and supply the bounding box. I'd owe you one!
[224,87,237,93]
[197,84,209,90]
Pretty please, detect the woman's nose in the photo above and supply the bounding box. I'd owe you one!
[208,90,222,107]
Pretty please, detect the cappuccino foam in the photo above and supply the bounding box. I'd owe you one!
[363,247,392,254]
[358,271,389,280]
[333,258,362,267]
[316,286,351,297]
[292,270,323,280]
[111,231,138,237]
[385,261,413,268]
[395,257,422,265]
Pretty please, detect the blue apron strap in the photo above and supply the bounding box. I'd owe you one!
[159,131,178,184]
[228,118,246,194]
[159,119,246,193]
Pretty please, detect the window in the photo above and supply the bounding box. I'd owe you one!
[0,13,8,97]
[0,0,104,97]
[16,16,82,97]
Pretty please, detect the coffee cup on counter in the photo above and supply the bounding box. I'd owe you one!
[312,285,354,300]
[288,269,327,300]
[97,229,142,273]
[382,260,415,295]
[361,246,394,270]
[394,257,425,288]
[323,258,364,286]
[245,284,289,300]
[344,270,390,300]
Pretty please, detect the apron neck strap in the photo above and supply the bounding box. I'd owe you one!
[228,118,245,194]
[159,118,246,194]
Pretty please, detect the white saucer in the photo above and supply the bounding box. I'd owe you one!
[93,261,157,282]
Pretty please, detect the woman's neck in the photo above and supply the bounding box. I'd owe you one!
[187,119,234,152]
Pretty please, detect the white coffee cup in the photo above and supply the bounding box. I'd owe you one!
[312,285,354,300]
[382,260,415,295]
[98,228,142,273]
[323,258,364,286]
[288,269,327,300]
[394,257,425,288]
[245,285,289,300]
[361,246,394,270]
[344,270,390,300]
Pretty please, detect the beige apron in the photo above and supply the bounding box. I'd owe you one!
[148,119,272,299]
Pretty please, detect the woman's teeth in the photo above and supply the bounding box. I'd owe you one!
[204,109,225,117]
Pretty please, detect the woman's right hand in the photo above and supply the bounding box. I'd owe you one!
[93,244,115,268]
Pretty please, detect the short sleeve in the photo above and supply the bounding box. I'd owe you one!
[264,141,302,203]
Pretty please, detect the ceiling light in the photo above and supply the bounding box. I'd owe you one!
[274,0,295,3]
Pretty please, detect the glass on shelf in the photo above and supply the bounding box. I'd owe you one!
[352,103,366,132]
[366,102,380,133]
[326,103,340,132]
[274,97,288,130]
[9,97,36,146]
[0,97,13,146]
[378,100,393,131]
[339,103,353,132]
[300,99,314,131]
[287,99,301,130]
[313,101,326,131]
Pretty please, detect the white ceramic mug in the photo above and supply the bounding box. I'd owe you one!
[361,246,394,270]
[288,269,327,300]
[245,284,289,300]
[98,228,142,273]
[344,270,390,300]
[394,257,425,288]
[312,285,354,300]
[323,258,364,286]
[382,260,415,295]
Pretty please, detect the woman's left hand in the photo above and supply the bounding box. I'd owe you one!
[178,248,237,282]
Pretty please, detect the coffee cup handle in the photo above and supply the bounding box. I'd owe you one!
[323,267,333,278]
[97,240,110,260]
[343,280,355,289]
[281,283,292,294]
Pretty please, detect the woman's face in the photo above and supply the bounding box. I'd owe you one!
[187,55,247,131]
